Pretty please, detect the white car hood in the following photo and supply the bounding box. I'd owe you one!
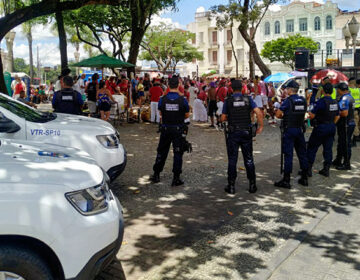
[0,139,104,190]
[51,113,116,135]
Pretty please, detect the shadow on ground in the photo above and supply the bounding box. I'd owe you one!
[97,122,360,280]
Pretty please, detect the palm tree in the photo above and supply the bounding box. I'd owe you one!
[22,21,34,81]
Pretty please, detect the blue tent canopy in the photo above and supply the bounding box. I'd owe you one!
[264,73,294,83]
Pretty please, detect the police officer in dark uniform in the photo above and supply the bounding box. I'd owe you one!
[306,83,340,177]
[275,80,308,188]
[52,75,84,115]
[221,80,264,194]
[332,82,356,170]
[150,75,190,186]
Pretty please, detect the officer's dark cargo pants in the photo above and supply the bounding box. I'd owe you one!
[153,127,184,176]
[336,123,355,163]
[282,128,308,174]
[307,124,336,166]
[227,130,255,182]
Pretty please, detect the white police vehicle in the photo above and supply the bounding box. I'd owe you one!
[0,93,126,182]
[0,138,124,279]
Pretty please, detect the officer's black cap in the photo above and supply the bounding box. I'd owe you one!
[169,75,180,89]
[282,79,299,89]
[336,82,348,91]
[231,80,242,91]
[323,83,333,94]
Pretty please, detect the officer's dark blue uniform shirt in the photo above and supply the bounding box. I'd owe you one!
[339,93,355,125]
[279,94,304,113]
[158,92,190,111]
[311,96,339,116]
[52,89,84,107]
[222,93,257,115]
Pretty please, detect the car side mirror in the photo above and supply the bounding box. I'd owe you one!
[0,118,21,133]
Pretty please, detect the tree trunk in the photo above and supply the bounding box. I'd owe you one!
[26,30,34,81]
[238,27,271,78]
[0,54,8,94]
[5,36,15,72]
[250,41,271,77]
[127,30,145,77]
[249,50,255,80]
[55,10,68,70]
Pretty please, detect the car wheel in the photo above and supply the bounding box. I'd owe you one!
[0,246,54,280]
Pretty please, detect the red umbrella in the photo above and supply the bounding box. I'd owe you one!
[310,69,349,85]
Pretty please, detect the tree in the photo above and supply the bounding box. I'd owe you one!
[140,25,203,74]
[261,34,318,70]
[67,0,178,75]
[0,0,123,95]
[22,21,35,81]
[211,0,280,79]
[14,57,29,73]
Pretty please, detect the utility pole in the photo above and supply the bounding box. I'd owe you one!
[37,45,39,76]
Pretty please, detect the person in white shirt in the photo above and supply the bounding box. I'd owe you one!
[54,76,62,92]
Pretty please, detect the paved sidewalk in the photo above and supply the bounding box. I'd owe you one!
[268,181,360,280]
[98,123,360,280]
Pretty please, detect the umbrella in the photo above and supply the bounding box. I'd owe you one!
[310,69,348,85]
[290,71,307,77]
[72,54,135,78]
[264,73,294,83]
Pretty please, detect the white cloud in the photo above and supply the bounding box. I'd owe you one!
[334,0,360,10]
[151,14,183,29]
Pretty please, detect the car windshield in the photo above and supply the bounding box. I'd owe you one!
[0,95,57,123]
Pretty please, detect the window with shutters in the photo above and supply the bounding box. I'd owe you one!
[274,21,280,34]
[227,29,232,43]
[286,20,294,32]
[227,50,232,64]
[264,22,270,35]
[314,17,321,31]
[212,31,217,45]
[299,18,307,32]
[326,41,332,56]
[326,16,332,30]
[212,51,218,64]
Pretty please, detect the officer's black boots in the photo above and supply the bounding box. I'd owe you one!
[335,162,351,170]
[150,173,160,183]
[224,180,235,194]
[274,173,291,189]
[298,170,308,186]
[249,180,257,193]
[332,157,342,167]
[171,175,184,187]
[319,164,330,177]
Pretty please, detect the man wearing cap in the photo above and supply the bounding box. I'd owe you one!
[316,77,337,101]
[349,78,360,146]
[306,83,340,177]
[216,80,228,127]
[274,80,308,189]
[332,82,355,170]
[221,79,264,194]
[150,75,190,187]
[52,76,84,115]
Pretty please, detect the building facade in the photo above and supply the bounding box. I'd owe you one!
[259,0,338,72]
[185,0,358,77]
[185,7,253,78]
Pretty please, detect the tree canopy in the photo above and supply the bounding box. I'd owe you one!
[140,25,203,73]
[261,34,318,70]
[211,0,282,78]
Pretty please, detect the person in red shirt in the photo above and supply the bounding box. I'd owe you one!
[106,77,117,95]
[183,85,190,102]
[149,82,163,123]
[118,76,129,107]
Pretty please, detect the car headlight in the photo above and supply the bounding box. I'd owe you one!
[65,181,112,216]
[96,134,119,149]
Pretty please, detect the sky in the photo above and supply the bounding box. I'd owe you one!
[0,0,359,68]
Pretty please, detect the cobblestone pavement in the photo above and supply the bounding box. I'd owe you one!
[97,120,360,280]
